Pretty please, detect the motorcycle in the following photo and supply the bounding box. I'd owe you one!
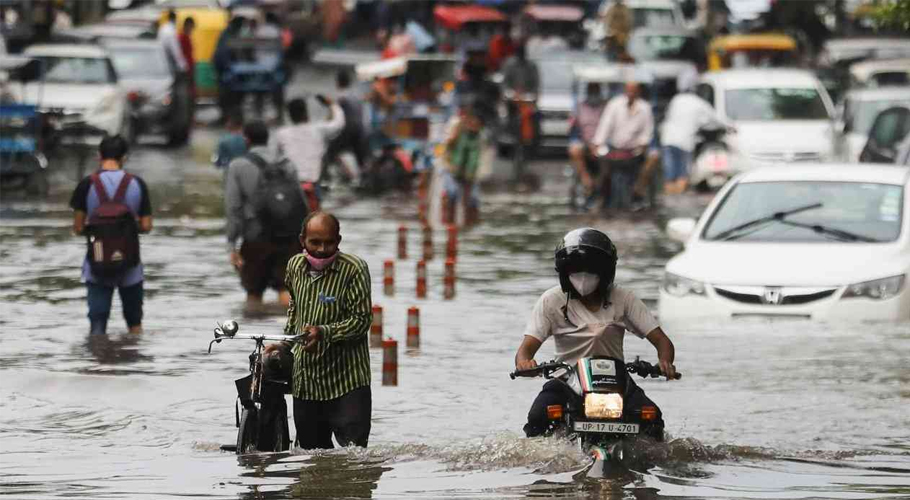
[500,89,539,183]
[207,320,302,454]
[690,122,732,192]
[511,357,681,477]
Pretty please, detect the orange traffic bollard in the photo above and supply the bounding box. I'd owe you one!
[397,225,407,260]
[383,260,394,296]
[416,260,427,299]
[422,225,434,261]
[370,305,383,348]
[382,338,398,386]
[446,225,458,261]
[444,258,456,300]
[406,307,420,348]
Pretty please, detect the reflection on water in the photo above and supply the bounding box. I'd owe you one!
[1,123,909,499]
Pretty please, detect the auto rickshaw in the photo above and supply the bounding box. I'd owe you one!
[521,4,586,50]
[707,34,798,71]
[433,4,508,54]
[355,54,458,194]
[159,7,229,103]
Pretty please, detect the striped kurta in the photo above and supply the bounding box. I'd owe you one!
[284,252,372,401]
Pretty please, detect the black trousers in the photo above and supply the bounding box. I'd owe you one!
[524,378,664,440]
[293,386,371,449]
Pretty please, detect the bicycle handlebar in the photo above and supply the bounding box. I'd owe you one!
[207,321,304,353]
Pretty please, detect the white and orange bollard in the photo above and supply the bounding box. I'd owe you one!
[383,260,394,296]
[422,225,434,261]
[406,307,420,348]
[382,338,398,386]
[370,305,383,348]
[416,260,427,299]
[444,258,456,300]
[397,225,408,260]
[446,225,458,261]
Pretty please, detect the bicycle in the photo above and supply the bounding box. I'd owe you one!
[208,320,302,454]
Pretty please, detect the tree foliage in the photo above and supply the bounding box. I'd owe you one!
[870,0,910,32]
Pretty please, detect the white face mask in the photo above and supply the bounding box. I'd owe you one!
[569,272,600,297]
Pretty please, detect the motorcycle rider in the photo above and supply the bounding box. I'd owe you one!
[514,228,677,439]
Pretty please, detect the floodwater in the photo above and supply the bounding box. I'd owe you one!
[2,97,909,500]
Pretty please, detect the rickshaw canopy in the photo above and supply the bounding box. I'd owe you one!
[523,5,584,22]
[433,5,507,31]
[709,34,797,53]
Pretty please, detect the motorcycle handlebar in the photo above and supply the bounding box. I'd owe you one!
[510,359,681,380]
[509,361,571,380]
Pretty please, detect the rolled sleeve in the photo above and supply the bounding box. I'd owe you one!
[523,292,554,342]
[623,290,659,339]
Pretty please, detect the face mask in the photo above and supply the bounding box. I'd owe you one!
[305,250,338,271]
[569,272,600,297]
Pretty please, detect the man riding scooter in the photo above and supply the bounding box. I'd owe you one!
[514,228,677,439]
[592,81,654,211]
[568,82,607,201]
[500,42,540,181]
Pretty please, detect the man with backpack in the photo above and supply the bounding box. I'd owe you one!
[225,120,308,310]
[70,135,153,335]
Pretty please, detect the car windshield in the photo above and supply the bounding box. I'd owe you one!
[628,34,693,61]
[537,60,578,92]
[725,88,829,121]
[703,181,903,242]
[109,47,171,79]
[632,8,677,28]
[38,56,115,84]
[850,98,910,134]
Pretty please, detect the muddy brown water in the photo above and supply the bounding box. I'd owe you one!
[1,111,909,500]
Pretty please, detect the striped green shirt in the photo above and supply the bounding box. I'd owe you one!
[283,251,372,401]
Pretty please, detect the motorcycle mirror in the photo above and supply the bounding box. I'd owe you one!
[221,320,239,337]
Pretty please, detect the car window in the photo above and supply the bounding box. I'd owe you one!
[703,181,904,242]
[724,88,829,121]
[109,47,171,79]
[870,109,906,147]
[628,34,698,62]
[39,56,116,84]
[870,71,910,87]
[632,8,678,28]
[851,99,910,134]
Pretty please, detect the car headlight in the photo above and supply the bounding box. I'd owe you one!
[841,275,905,300]
[584,393,623,419]
[663,273,706,297]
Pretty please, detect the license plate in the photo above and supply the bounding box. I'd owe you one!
[572,421,639,434]
[540,120,570,136]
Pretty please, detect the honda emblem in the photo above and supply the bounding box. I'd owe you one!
[762,287,783,305]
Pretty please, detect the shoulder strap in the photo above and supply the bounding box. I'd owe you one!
[246,152,269,170]
[112,172,133,203]
[90,172,109,204]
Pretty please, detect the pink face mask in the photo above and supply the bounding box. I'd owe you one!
[305,251,338,271]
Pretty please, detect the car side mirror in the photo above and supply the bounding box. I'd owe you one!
[667,218,697,243]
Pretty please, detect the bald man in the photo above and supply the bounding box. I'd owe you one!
[268,211,373,449]
[592,81,654,209]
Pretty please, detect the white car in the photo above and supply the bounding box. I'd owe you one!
[835,87,910,163]
[659,164,910,322]
[16,44,128,145]
[695,69,836,169]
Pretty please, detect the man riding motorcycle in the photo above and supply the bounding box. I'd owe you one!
[514,228,677,439]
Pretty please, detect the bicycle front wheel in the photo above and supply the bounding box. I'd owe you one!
[236,408,259,455]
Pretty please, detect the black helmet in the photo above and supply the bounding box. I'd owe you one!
[555,228,618,297]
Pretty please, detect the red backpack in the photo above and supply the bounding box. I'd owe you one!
[85,172,141,277]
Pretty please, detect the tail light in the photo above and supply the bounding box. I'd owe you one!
[127,91,144,104]
[641,406,658,421]
[546,405,563,420]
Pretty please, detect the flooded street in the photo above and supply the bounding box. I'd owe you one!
[2,80,910,500]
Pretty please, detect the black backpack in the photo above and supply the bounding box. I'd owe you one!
[85,172,141,277]
[248,153,308,241]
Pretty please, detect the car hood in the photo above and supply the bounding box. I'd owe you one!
[730,121,833,154]
[668,242,907,287]
[18,82,120,110]
[639,60,696,79]
[538,93,574,113]
[118,78,172,98]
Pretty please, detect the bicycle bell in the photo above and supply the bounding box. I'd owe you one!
[221,320,238,337]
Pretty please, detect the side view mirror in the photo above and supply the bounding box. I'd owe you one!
[667,218,697,243]
[221,320,239,337]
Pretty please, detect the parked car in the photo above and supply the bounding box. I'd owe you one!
[15,44,129,147]
[834,87,910,163]
[696,69,836,169]
[816,37,910,103]
[659,164,910,322]
[848,58,910,89]
[586,0,684,51]
[859,104,910,166]
[103,39,193,145]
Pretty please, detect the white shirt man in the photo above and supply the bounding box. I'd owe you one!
[660,92,721,153]
[592,84,654,151]
[158,18,188,72]
[272,101,345,183]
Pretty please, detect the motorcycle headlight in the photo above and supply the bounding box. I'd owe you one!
[663,273,706,297]
[584,393,623,419]
[841,275,905,301]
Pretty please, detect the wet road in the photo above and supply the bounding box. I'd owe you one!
[2,71,909,500]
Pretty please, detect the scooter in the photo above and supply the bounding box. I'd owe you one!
[511,357,681,477]
[690,122,732,191]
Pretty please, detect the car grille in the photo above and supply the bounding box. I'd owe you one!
[714,286,838,306]
[747,151,822,163]
[539,109,570,121]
